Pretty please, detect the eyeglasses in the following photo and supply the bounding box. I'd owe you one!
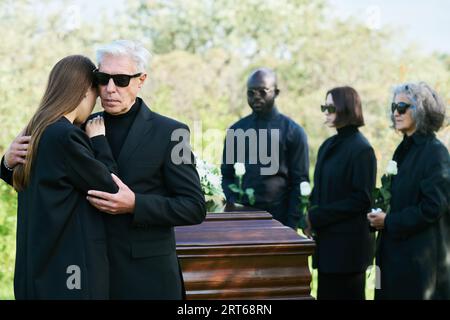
[247,88,274,97]
[391,102,413,115]
[93,69,142,87]
[321,104,336,113]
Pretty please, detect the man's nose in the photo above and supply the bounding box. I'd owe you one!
[253,91,262,98]
[106,78,117,92]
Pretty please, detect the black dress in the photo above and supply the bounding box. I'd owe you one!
[308,125,377,300]
[1,117,118,299]
[375,132,450,300]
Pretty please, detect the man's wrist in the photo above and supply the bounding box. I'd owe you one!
[89,133,106,139]
[128,193,136,214]
[3,156,14,171]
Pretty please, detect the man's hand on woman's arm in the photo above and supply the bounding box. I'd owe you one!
[4,133,31,169]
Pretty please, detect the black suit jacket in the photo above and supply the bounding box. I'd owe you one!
[89,98,206,299]
[376,133,450,300]
[309,126,377,274]
[1,117,118,299]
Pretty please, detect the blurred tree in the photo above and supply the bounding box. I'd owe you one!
[125,0,449,167]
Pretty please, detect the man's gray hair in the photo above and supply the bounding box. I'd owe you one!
[392,82,447,134]
[96,40,151,73]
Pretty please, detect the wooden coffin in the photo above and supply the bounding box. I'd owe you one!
[175,210,315,300]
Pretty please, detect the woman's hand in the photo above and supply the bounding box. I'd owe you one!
[85,116,105,138]
[367,211,386,230]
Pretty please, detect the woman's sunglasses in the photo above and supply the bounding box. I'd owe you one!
[321,104,336,113]
[93,69,142,87]
[391,102,413,115]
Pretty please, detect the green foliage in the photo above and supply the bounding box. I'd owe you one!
[0,182,16,300]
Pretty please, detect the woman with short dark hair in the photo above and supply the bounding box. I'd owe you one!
[368,82,450,300]
[302,86,377,300]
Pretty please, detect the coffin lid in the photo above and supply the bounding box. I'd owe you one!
[175,211,314,247]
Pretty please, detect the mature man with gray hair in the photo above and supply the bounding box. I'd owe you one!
[1,40,206,299]
[82,39,206,299]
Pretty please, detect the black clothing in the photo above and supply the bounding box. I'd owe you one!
[221,107,309,228]
[317,272,366,300]
[103,99,140,159]
[1,117,118,299]
[89,98,206,299]
[309,126,377,274]
[375,132,450,300]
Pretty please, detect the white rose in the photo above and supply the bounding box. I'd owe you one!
[386,160,398,175]
[300,181,312,196]
[234,162,246,177]
[207,173,221,188]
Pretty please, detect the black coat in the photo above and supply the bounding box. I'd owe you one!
[1,117,118,299]
[376,133,450,300]
[309,126,377,274]
[89,98,206,299]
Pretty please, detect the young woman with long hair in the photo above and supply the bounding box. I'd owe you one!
[0,55,118,299]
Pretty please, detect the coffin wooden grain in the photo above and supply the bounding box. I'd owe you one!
[175,211,315,300]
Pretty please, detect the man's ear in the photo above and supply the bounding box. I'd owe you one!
[138,73,148,89]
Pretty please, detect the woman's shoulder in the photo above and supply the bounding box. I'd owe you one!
[318,134,336,149]
[42,118,88,147]
[424,136,450,161]
[351,131,373,150]
[339,131,375,160]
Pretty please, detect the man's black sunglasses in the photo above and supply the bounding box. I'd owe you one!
[391,102,413,115]
[321,104,336,113]
[93,69,142,87]
[247,87,274,97]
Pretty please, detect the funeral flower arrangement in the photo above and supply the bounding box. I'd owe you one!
[195,157,225,212]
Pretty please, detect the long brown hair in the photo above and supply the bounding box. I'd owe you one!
[13,55,96,191]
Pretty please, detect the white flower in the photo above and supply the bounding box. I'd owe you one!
[206,173,221,189]
[386,160,398,175]
[300,181,312,196]
[196,166,207,179]
[234,162,246,177]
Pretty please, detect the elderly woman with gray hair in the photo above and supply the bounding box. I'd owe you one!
[368,82,450,300]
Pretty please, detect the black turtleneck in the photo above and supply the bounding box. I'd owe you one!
[392,134,415,168]
[103,99,141,160]
[336,125,359,138]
